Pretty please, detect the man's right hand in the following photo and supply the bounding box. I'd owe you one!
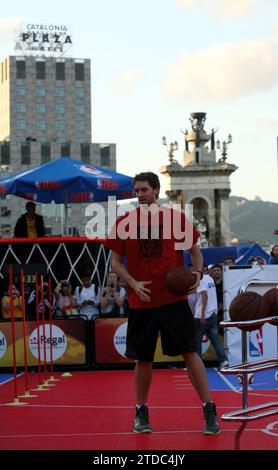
[132,281,152,302]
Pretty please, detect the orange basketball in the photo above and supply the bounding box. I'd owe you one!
[229,291,267,330]
[263,287,278,316]
[165,266,195,296]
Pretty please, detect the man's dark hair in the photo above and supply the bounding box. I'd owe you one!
[212,263,223,269]
[26,201,36,210]
[224,256,235,263]
[134,172,160,198]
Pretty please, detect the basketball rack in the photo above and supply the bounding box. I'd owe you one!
[219,280,278,450]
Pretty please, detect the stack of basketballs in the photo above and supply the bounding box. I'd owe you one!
[229,287,278,330]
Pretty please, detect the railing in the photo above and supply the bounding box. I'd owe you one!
[219,281,278,450]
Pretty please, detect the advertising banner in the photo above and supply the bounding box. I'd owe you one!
[94,317,186,365]
[0,319,86,367]
[223,265,278,364]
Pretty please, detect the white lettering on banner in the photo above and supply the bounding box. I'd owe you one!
[0,331,7,359]
[113,322,128,357]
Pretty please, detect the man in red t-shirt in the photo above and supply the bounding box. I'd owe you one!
[106,172,220,435]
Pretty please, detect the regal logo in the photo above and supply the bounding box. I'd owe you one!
[29,325,67,361]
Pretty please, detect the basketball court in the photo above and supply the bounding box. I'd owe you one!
[0,368,277,451]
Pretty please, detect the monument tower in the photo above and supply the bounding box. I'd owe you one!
[160,112,238,246]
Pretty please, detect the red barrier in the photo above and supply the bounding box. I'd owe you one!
[35,272,42,386]
[20,268,29,394]
[40,274,48,383]
[9,265,18,400]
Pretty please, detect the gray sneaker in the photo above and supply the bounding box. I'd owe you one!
[203,402,220,435]
[133,405,152,433]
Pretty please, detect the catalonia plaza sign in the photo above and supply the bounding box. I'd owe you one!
[15,23,73,56]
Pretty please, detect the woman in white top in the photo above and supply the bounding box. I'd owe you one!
[74,274,100,320]
[100,271,126,315]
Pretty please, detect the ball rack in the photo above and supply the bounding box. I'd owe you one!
[219,281,278,450]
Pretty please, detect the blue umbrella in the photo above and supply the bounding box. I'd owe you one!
[0,156,136,234]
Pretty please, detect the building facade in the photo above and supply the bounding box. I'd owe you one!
[0,55,116,237]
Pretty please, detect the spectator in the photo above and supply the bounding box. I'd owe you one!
[247,255,266,266]
[269,244,278,265]
[100,271,126,315]
[189,274,229,370]
[210,264,223,330]
[1,285,23,319]
[27,282,56,320]
[14,202,46,238]
[118,278,129,316]
[224,256,235,266]
[74,274,100,319]
[54,280,78,317]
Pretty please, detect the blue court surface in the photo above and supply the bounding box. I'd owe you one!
[0,373,19,385]
[206,367,278,391]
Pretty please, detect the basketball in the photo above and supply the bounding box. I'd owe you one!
[237,373,254,385]
[263,288,278,316]
[229,291,267,330]
[165,266,195,296]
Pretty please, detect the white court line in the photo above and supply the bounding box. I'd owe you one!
[215,369,240,393]
[0,373,24,386]
[0,403,239,409]
[0,428,267,439]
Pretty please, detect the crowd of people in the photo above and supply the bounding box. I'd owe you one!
[0,271,129,320]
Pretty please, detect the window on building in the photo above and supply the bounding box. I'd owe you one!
[56,62,65,80]
[75,104,85,114]
[75,86,84,97]
[41,144,51,163]
[1,143,10,164]
[36,61,46,79]
[61,142,70,156]
[76,121,85,130]
[16,119,26,130]
[80,143,90,162]
[16,60,26,79]
[21,143,31,164]
[16,102,26,113]
[36,103,46,113]
[56,103,65,114]
[75,63,84,81]
[100,146,111,166]
[0,207,11,217]
[16,85,26,96]
[56,120,66,131]
[36,120,46,130]
[36,86,46,96]
[56,86,65,96]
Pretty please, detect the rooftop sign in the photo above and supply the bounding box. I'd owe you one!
[14,23,73,56]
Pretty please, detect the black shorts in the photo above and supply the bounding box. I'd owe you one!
[125,300,198,362]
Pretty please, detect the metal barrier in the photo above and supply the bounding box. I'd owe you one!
[220,281,278,450]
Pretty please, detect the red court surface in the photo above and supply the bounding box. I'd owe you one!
[0,369,277,451]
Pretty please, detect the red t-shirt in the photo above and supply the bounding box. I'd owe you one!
[106,205,200,309]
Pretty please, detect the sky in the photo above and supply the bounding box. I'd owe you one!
[0,0,278,202]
